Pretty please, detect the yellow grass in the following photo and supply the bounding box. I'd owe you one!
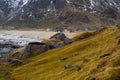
[2,26,120,80]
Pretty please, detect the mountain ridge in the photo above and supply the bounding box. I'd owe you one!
[0,0,120,29]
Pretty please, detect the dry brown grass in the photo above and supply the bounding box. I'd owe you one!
[1,26,120,80]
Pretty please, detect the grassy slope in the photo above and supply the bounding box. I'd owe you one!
[10,26,120,80]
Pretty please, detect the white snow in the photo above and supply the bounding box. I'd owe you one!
[66,0,70,3]
[6,0,29,22]
[11,0,29,8]
[90,0,95,7]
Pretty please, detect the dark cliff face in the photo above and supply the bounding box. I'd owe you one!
[0,0,10,18]
[0,0,120,29]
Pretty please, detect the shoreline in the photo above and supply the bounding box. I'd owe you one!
[0,30,81,39]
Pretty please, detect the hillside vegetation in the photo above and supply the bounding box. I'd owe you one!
[1,26,120,80]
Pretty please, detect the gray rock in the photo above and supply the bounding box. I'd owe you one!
[19,42,49,59]
[50,33,67,41]
[0,42,21,57]
[64,38,74,44]
[28,42,49,53]
[100,53,110,58]
[49,42,62,49]
[73,65,81,72]
[50,33,74,44]
[64,64,72,69]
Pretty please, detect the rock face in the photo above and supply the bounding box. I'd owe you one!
[64,38,74,44]
[0,42,21,57]
[50,33,73,44]
[19,42,49,59]
[48,42,62,49]
[0,33,41,57]
[50,33,67,41]
[27,42,49,53]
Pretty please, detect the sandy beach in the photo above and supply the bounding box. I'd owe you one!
[0,30,80,39]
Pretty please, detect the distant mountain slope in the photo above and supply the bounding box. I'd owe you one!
[0,0,120,29]
[0,26,119,80]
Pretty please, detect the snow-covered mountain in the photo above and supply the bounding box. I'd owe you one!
[0,0,120,29]
[0,0,29,21]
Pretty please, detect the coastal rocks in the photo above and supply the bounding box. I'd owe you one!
[0,42,21,57]
[0,33,73,59]
[48,42,62,49]
[26,42,49,54]
[50,33,67,41]
[64,38,74,44]
[19,42,49,59]
[0,33,42,58]
[50,33,74,44]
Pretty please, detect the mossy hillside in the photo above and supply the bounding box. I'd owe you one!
[6,26,120,80]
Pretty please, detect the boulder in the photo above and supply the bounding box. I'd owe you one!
[0,42,21,57]
[73,65,81,72]
[50,33,74,44]
[50,33,67,41]
[49,42,63,49]
[20,42,49,59]
[27,42,49,54]
[64,64,72,69]
[100,53,110,58]
[64,38,74,44]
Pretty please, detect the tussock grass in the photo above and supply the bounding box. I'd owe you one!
[3,26,120,80]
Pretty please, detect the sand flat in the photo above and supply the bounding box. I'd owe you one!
[0,30,80,39]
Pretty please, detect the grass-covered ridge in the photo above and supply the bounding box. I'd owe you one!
[6,26,120,80]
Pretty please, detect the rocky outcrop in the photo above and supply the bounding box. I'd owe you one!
[50,33,74,44]
[0,42,21,57]
[2,33,73,59]
[48,42,63,49]
[19,42,49,59]
[50,33,67,41]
